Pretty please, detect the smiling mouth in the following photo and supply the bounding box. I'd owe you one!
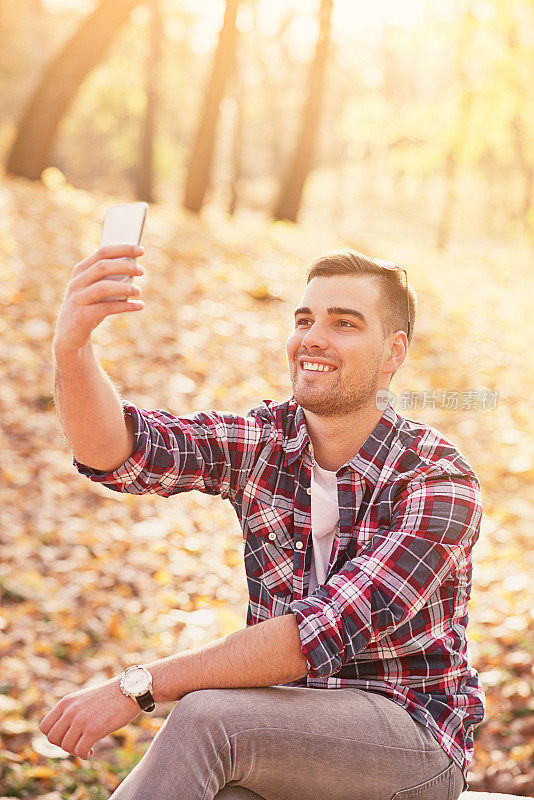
[299,361,337,373]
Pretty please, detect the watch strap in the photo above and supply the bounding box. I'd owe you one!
[135,689,155,712]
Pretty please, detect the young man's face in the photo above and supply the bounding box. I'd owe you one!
[286,274,398,417]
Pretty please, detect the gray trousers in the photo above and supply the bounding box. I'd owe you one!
[109,685,467,800]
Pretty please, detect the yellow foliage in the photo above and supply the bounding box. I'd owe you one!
[0,163,532,795]
[25,765,58,780]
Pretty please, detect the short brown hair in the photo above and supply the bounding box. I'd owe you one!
[306,248,417,346]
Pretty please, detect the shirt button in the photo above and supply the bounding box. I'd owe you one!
[306,487,311,495]
[295,541,304,550]
[268,532,276,541]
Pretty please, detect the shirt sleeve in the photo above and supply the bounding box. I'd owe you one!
[73,400,272,501]
[289,474,483,678]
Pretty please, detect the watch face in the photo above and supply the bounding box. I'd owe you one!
[123,668,149,695]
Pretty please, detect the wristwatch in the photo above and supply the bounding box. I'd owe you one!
[119,665,155,712]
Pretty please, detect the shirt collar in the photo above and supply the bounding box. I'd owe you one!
[283,399,312,463]
[284,398,400,492]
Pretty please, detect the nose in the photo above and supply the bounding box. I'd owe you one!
[300,321,329,351]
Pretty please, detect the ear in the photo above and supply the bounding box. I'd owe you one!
[382,332,407,375]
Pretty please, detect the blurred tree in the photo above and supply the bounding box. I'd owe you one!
[5,0,140,181]
[506,25,533,231]
[0,0,49,125]
[436,4,476,250]
[183,0,241,214]
[136,0,163,203]
[227,56,245,217]
[273,0,333,222]
[257,11,294,186]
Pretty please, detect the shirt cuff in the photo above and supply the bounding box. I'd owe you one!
[289,596,345,678]
[73,402,151,486]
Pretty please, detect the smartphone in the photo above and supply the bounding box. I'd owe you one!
[98,202,148,302]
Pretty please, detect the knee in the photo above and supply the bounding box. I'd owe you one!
[166,689,230,730]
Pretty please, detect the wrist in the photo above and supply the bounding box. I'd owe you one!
[113,675,139,709]
[145,656,188,704]
[53,338,93,361]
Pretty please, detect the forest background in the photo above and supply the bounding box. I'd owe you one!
[1,0,533,797]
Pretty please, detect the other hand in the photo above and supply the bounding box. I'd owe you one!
[39,676,140,760]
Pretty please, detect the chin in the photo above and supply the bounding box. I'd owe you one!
[293,388,332,414]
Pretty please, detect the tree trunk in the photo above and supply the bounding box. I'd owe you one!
[136,0,163,203]
[183,0,240,214]
[227,64,244,217]
[510,115,533,227]
[435,6,475,250]
[273,0,333,223]
[505,27,533,229]
[256,11,293,186]
[5,0,139,181]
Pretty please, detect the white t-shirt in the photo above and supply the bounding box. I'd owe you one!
[308,462,339,594]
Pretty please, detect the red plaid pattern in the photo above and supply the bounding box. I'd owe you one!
[74,397,484,781]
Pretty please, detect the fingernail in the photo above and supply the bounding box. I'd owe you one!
[136,245,144,252]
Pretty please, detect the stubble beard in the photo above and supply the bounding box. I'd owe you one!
[290,359,382,417]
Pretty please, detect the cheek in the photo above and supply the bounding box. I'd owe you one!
[286,332,300,362]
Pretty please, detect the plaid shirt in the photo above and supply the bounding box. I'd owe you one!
[74,397,485,780]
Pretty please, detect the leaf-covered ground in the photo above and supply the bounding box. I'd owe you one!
[0,170,533,798]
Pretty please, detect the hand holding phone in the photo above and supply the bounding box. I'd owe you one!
[98,202,148,301]
[53,203,148,354]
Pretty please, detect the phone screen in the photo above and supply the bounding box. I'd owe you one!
[100,202,148,247]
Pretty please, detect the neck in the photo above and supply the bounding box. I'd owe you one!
[302,401,385,472]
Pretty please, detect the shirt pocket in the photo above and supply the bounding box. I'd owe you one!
[245,499,294,594]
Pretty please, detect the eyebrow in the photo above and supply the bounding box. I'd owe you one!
[293,306,367,325]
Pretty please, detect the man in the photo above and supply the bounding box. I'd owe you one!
[41,244,483,800]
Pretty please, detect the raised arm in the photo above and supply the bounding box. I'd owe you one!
[53,244,144,471]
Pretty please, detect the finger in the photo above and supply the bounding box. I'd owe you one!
[61,722,85,756]
[103,300,145,316]
[87,298,145,318]
[40,704,64,736]
[45,715,72,748]
[75,257,144,289]
[78,279,142,306]
[74,732,96,760]
[74,244,144,275]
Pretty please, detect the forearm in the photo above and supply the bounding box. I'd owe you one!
[54,340,134,471]
[146,613,309,703]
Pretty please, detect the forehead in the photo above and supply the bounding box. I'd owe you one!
[298,275,381,318]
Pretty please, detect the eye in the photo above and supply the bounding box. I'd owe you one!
[338,319,355,328]
[295,318,312,327]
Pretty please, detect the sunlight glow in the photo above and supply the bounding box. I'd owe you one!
[43,0,433,51]
[332,0,428,33]
[256,0,430,44]
[43,0,92,10]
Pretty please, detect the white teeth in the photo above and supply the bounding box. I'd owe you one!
[301,362,335,372]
